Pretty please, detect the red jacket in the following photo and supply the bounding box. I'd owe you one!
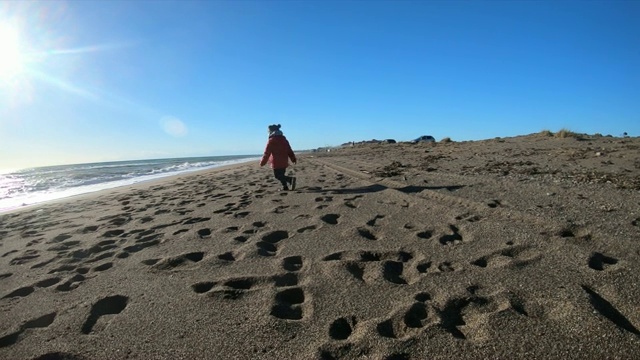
[260,135,296,169]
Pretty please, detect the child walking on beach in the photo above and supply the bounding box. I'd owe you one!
[260,124,297,191]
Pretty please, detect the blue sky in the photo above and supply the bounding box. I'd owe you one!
[0,0,638,170]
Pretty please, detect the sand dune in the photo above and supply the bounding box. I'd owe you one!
[1,133,639,359]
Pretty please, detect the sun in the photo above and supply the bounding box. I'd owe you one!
[0,22,26,80]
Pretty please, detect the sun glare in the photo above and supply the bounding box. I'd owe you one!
[0,22,26,80]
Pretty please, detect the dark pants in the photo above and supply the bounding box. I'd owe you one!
[273,168,291,189]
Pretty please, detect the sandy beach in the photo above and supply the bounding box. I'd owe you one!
[1,132,639,359]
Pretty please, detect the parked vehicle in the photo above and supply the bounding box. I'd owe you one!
[411,135,436,143]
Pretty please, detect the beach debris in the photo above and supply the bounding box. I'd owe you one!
[374,161,407,177]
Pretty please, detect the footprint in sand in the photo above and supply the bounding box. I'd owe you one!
[219,278,257,300]
[319,293,434,358]
[587,252,618,271]
[113,231,163,256]
[252,221,267,228]
[142,251,205,270]
[343,201,358,209]
[31,352,88,360]
[197,228,212,239]
[455,212,482,222]
[35,277,62,288]
[438,225,463,245]
[81,225,99,233]
[377,301,434,339]
[102,229,125,238]
[297,225,317,233]
[139,216,154,223]
[366,215,385,226]
[48,233,73,243]
[0,273,12,280]
[256,230,289,257]
[93,262,113,272]
[68,240,119,261]
[3,286,35,299]
[376,286,528,342]
[283,256,304,272]
[191,268,306,320]
[416,261,432,273]
[272,205,289,214]
[442,287,531,340]
[470,245,541,269]
[318,343,372,360]
[105,215,132,227]
[2,277,63,299]
[342,195,364,209]
[328,316,357,340]
[416,230,433,240]
[0,312,57,348]
[19,229,42,238]
[270,287,306,320]
[192,272,298,298]
[81,295,129,334]
[56,274,87,292]
[216,251,238,262]
[234,211,250,219]
[320,214,340,225]
[2,250,18,258]
[322,250,415,285]
[437,262,456,272]
[356,227,378,241]
[182,217,211,225]
[9,250,40,265]
[233,235,249,243]
[47,240,82,253]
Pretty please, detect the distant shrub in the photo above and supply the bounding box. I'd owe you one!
[440,137,452,143]
[555,128,578,138]
[539,130,554,137]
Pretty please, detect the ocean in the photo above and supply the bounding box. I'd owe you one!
[0,155,259,213]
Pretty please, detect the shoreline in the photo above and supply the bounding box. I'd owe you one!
[0,158,260,216]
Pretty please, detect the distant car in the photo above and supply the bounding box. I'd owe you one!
[411,135,436,143]
[383,139,396,144]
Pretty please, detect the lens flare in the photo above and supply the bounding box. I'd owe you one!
[161,117,188,137]
[0,22,25,80]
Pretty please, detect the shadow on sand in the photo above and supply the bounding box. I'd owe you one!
[303,184,465,195]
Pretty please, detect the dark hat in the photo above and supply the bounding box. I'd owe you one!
[268,124,281,132]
